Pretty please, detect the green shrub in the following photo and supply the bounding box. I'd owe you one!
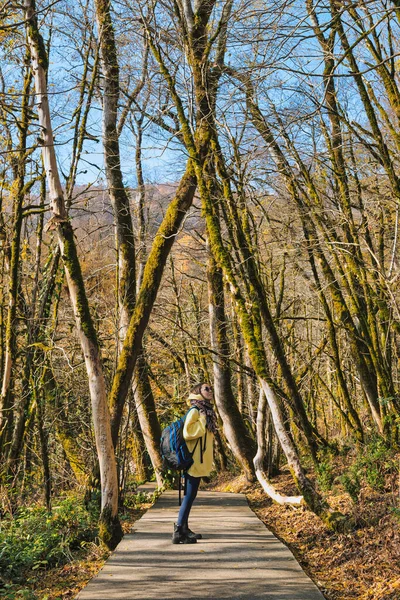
[123,491,152,510]
[0,584,36,599]
[0,497,98,580]
[338,436,396,502]
[339,469,361,503]
[316,456,335,492]
[357,437,390,491]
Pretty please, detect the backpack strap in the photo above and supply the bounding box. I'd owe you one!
[190,437,200,457]
[186,407,206,464]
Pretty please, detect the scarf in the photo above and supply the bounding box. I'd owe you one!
[189,393,217,435]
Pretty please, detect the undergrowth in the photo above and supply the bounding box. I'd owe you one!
[0,487,157,599]
[316,436,398,503]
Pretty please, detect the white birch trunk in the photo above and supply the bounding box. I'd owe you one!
[254,387,303,506]
[24,0,120,537]
[259,378,306,484]
[1,351,12,400]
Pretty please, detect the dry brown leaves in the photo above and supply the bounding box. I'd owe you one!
[207,471,400,600]
[31,544,110,599]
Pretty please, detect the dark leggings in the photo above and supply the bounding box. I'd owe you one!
[177,473,201,527]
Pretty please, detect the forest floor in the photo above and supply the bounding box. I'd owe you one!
[205,466,400,600]
[4,463,399,599]
[0,497,155,600]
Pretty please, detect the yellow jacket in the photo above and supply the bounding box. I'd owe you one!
[183,404,214,478]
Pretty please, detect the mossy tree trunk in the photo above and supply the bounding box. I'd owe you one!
[177,0,258,479]
[241,77,384,436]
[36,383,52,511]
[254,387,302,506]
[0,60,32,456]
[244,352,258,429]
[130,91,164,484]
[231,311,247,420]
[109,163,197,430]
[132,351,163,485]
[94,0,164,479]
[25,0,122,549]
[94,0,136,340]
[146,0,340,524]
[207,248,256,482]
[130,400,152,484]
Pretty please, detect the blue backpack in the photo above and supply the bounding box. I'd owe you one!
[160,407,201,472]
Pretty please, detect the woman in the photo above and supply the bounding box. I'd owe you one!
[172,382,217,544]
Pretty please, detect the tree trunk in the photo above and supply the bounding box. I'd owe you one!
[130,402,151,483]
[25,0,122,549]
[132,351,163,486]
[0,61,32,454]
[94,0,164,480]
[245,351,258,429]
[207,249,256,482]
[94,0,136,338]
[37,386,52,511]
[254,387,302,506]
[109,163,197,430]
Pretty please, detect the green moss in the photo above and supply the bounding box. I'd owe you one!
[322,510,348,532]
[109,165,197,427]
[26,1,49,73]
[99,506,123,550]
[60,222,98,345]
[57,430,88,483]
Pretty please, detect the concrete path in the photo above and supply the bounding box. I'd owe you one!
[77,490,325,599]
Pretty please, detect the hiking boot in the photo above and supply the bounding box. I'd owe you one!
[172,523,197,544]
[182,524,202,540]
